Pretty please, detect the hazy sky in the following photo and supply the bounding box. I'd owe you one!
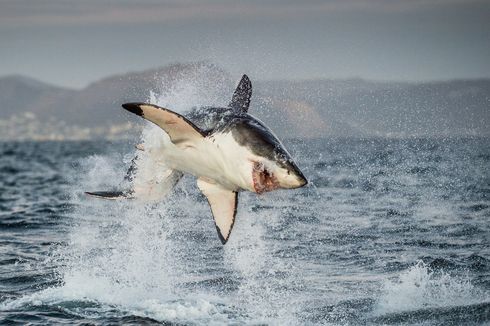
[1,0,489,88]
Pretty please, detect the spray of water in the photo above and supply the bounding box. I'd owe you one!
[0,64,303,324]
[375,261,488,315]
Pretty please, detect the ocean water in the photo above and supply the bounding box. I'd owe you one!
[0,137,489,325]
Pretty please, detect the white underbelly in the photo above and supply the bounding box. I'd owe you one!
[158,133,253,191]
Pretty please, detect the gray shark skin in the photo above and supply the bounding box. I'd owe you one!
[87,75,307,244]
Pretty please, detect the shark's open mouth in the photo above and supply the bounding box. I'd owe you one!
[252,161,279,194]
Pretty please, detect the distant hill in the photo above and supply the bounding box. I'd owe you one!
[0,62,489,140]
[256,79,490,137]
[0,75,74,119]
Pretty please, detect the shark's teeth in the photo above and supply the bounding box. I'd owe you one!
[252,161,279,194]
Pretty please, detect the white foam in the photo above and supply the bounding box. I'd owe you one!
[375,261,488,314]
[1,279,228,324]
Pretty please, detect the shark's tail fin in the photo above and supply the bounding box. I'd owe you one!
[85,154,138,200]
[85,191,133,200]
[85,151,183,202]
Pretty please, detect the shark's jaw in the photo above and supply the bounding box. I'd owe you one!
[252,161,279,194]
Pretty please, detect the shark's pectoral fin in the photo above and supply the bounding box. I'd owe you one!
[229,74,252,113]
[122,103,207,147]
[197,178,238,245]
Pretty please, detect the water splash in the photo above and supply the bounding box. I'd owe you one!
[375,261,488,315]
[224,196,301,324]
[0,65,304,324]
[149,62,232,113]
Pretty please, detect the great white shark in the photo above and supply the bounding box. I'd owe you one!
[87,75,307,244]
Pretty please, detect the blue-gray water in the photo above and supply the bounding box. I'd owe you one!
[0,138,489,325]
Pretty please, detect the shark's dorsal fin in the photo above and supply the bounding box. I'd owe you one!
[228,74,252,113]
[122,103,206,146]
[197,178,238,244]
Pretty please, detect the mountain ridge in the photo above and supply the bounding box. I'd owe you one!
[0,63,489,140]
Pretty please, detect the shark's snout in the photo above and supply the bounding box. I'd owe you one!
[263,163,307,191]
[286,166,308,189]
[295,171,308,188]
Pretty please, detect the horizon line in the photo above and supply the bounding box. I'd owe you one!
[2,66,490,90]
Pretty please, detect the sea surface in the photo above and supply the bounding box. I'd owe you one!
[0,137,489,325]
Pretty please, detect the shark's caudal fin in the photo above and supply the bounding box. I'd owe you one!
[86,149,183,202]
[229,74,252,113]
[122,103,207,147]
[86,169,182,202]
[85,191,132,200]
[86,154,138,200]
[197,178,238,245]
